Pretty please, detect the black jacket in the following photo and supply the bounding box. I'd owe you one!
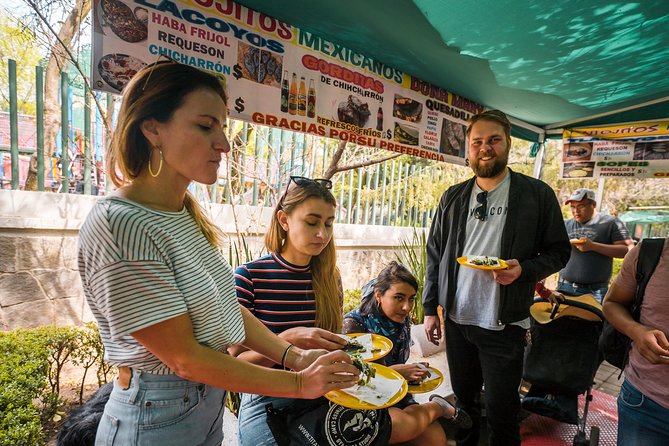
[422,169,570,325]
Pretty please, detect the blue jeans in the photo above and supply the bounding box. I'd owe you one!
[556,279,608,303]
[95,370,226,446]
[444,318,526,446]
[237,393,296,446]
[617,379,669,446]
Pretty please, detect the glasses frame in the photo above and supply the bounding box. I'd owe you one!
[474,191,488,221]
[279,176,333,208]
[570,201,594,212]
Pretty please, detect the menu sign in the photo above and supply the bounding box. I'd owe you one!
[561,120,669,179]
[92,0,484,164]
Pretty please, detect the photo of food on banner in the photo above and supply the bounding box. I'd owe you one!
[331,94,371,128]
[98,53,147,92]
[237,41,283,87]
[94,0,149,92]
[633,141,669,160]
[563,142,593,162]
[562,161,596,178]
[439,118,466,158]
[393,94,423,123]
[392,94,422,147]
[98,0,148,43]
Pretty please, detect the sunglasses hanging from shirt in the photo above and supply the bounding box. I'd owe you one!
[474,191,488,221]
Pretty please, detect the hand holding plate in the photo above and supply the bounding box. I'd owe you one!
[297,350,359,399]
[283,326,347,351]
[493,259,521,285]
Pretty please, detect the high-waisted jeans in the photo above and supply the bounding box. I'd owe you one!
[95,369,226,446]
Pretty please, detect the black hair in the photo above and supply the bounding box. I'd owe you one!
[359,261,418,314]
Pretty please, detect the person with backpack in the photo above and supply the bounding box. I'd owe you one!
[602,237,669,445]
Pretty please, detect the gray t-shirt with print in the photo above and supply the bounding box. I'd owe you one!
[450,174,511,330]
[560,214,631,284]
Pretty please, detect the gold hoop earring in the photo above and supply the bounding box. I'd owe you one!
[148,146,163,178]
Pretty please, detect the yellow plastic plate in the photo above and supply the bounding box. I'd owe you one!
[343,333,393,361]
[407,366,444,394]
[457,256,508,271]
[325,363,408,409]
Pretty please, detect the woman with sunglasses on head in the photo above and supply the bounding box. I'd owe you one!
[77,63,358,446]
[231,178,469,445]
[343,261,471,444]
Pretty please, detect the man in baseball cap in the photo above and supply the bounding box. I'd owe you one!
[557,188,634,302]
[565,188,596,204]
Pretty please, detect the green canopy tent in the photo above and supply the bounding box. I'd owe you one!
[619,209,669,238]
[236,0,669,142]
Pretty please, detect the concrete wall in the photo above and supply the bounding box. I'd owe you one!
[0,190,424,331]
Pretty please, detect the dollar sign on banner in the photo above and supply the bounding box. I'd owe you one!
[232,64,243,80]
[385,129,392,139]
[234,97,245,113]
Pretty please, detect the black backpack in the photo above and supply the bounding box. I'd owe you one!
[598,237,664,370]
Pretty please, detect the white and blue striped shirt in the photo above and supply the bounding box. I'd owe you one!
[78,197,245,374]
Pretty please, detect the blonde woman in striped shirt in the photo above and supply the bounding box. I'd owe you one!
[78,61,358,446]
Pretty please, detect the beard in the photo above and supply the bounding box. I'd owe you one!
[471,152,508,178]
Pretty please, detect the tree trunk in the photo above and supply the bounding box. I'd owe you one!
[24,0,91,190]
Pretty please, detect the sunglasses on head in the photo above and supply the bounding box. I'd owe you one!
[141,54,178,92]
[279,176,333,207]
[474,191,488,221]
[140,54,227,93]
[289,176,332,189]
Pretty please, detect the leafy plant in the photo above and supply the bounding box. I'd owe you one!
[0,324,110,445]
[0,329,50,446]
[396,228,428,324]
[224,232,265,417]
[343,288,362,314]
[70,322,106,403]
[227,233,266,270]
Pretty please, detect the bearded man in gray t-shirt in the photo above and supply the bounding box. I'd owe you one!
[557,188,634,302]
[423,110,570,446]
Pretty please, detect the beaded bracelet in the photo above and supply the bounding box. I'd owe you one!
[281,344,294,369]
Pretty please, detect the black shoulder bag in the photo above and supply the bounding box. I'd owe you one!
[598,237,664,370]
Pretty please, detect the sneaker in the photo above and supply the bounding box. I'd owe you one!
[429,394,473,430]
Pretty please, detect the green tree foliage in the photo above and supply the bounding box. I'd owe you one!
[0,12,42,115]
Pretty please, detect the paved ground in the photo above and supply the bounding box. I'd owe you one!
[222,348,624,445]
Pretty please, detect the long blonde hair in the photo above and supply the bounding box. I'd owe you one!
[265,180,342,332]
[107,61,226,247]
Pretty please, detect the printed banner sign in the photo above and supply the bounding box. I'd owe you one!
[92,0,484,164]
[561,121,669,179]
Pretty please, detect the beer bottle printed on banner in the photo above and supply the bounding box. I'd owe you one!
[376,106,383,131]
[307,79,316,118]
[280,71,289,113]
[298,76,307,116]
[289,73,298,115]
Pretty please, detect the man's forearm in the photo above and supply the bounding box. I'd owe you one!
[602,300,640,338]
[590,242,632,258]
